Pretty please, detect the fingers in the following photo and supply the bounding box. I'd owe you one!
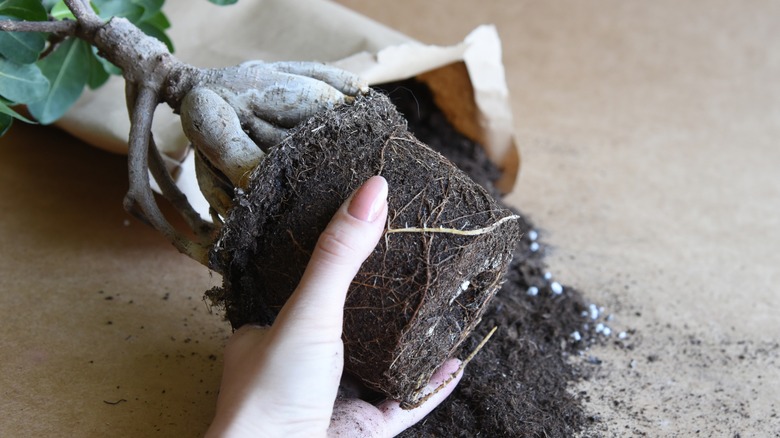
[274,176,388,337]
[329,399,387,438]
[267,61,369,97]
[328,358,463,438]
[221,324,272,366]
[378,358,464,437]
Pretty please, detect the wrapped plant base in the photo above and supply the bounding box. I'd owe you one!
[208,92,520,407]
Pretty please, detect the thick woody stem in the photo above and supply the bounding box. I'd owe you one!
[124,84,209,264]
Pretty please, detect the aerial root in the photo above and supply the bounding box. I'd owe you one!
[124,83,210,264]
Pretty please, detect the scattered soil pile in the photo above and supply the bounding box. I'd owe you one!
[378,80,595,437]
[207,92,521,407]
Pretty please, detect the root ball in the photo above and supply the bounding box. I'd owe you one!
[208,92,520,407]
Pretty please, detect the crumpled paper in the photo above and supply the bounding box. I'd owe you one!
[57,0,519,216]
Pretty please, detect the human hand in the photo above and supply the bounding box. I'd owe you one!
[205,176,463,438]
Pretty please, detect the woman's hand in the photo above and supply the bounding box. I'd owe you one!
[206,176,462,438]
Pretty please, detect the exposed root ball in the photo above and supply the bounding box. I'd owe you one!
[207,92,520,407]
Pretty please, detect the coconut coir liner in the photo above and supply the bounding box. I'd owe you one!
[208,92,521,407]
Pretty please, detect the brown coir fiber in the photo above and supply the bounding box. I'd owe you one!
[207,91,521,408]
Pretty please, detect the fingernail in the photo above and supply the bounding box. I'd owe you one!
[348,176,387,222]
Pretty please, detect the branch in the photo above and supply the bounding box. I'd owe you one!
[0,19,77,37]
[124,83,210,264]
[63,0,100,25]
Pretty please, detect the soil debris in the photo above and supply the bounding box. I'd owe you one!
[379,79,598,437]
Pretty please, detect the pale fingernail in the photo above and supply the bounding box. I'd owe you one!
[347,176,388,222]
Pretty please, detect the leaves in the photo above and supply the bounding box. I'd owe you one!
[0,57,49,103]
[133,0,164,21]
[0,95,34,136]
[93,0,143,22]
[0,97,34,122]
[0,1,47,63]
[0,0,47,21]
[86,46,110,89]
[0,0,238,131]
[0,112,11,135]
[28,37,91,124]
[137,21,172,52]
[49,1,76,20]
[0,16,46,63]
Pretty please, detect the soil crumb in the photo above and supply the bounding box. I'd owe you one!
[379,80,597,437]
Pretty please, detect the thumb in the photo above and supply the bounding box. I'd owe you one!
[275,175,388,332]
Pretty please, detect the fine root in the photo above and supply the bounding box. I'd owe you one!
[386,214,521,236]
[398,326,498,409]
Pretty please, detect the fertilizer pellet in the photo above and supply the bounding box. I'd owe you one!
[588,304,599,320]
[550,282,563,295]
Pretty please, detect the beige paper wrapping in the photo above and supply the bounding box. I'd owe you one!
[57,0,519,216]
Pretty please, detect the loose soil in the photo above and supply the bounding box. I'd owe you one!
[209,77,602,436]
[378,79,597,437]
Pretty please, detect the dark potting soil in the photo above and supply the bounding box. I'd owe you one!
[378,79,596,437]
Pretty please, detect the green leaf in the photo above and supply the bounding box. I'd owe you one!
[132,0,163,21]
[137,21,173,52]
[208,0,238,5]
[0,112,11,136]
[49,0,75,20]
[0,98,35,123]
[96,55,122,76]
[92,46,122,76]
[86,47,110,89]
[41,0,59,11]
[0,57,49,103]
[0,16,46,63]
[144,9,170,30]
[28,38,91,124]
[0,0,47,21]
[93,0,143,22]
